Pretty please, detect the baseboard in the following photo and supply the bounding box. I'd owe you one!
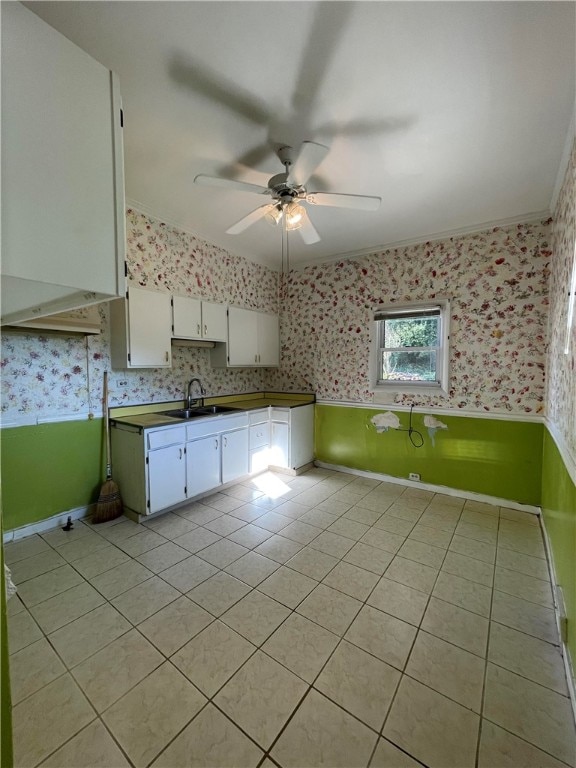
[540,515,576,723]
[314,462,540,514]
[3,504,95,543]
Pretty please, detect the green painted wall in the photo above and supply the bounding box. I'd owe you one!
[1,516,13,768]
[1,419,104,531]
[541,428,576,665]
[315,405,543,506]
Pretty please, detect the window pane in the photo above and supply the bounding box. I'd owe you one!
[384,316,439,348]
[380,350,438,382]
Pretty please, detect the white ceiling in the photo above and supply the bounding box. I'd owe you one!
[26,1,576,268]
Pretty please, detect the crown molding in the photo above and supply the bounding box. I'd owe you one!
[294,210,552,271]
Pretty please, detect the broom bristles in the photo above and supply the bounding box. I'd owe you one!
[93,478,123,523]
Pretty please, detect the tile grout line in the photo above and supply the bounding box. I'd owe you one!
[7,472,569,768]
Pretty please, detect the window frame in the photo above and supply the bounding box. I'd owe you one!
[371,299,450,395]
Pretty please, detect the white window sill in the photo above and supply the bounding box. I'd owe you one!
[372,385,449,402]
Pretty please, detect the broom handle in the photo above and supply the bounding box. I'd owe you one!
[104,371,112,480]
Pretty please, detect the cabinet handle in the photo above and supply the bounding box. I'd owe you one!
[255,354,258,363]
[165,351,169,362]
[214,439,218,449]
[197,323,201,336]
[204,324,208,335]
[224,436,227,448]
[179,448,183,460]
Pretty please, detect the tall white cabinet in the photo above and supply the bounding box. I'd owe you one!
[1,2,125,325]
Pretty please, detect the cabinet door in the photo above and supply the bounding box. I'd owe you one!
[290,405,315,469]
[202,301,228,341]
[128,287,172,367]
[227,307,258,366]
[148,444,186,514]
[186,435,221,497]
[257,312,280,366]
[222,428,249,484]
[173,296,202,339]
[1,3,124,324]
[270,422,290,468]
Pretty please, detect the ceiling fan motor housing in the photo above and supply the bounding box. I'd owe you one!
[268,173,305,204]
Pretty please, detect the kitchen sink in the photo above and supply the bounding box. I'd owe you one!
[161,405,242,419]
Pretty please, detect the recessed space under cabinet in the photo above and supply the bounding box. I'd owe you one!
[270,404,314,471]
[172,296,227,341]
[110,286,172,368]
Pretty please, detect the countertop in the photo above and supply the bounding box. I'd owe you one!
[110,393,315,430]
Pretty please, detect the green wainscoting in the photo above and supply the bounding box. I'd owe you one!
[541,429,576,665]
[1,419,104,531]
[1,518,13,768]
[315,405,543,505]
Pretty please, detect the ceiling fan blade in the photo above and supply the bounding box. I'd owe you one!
[226,204,273,235]
[194,174,269,195]
[288,141,329,187]
[306,192,381,211]
[298,210,321,245]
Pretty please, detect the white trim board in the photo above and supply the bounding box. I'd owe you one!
[540,512,576,723]
[3,504,94,544]
[314,461,540,514]
[317,399,544,424]
[0,411,96,429]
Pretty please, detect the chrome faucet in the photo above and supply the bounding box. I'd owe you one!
[186,377,206,409]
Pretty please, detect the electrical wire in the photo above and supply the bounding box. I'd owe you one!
[397,404,424,448]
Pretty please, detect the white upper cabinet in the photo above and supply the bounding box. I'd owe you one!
[201,301,228,341]
[172,296,227,341]
[211,306,279,367]
[1,2,125,325]
[110,286,172,368]
[257,312,280,366]
[226,307,259,366]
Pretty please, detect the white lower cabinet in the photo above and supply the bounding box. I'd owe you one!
[221,428,249,484]
[111,403,313,517]
[249,409,271,473]
[148,443,186,514]
[186,435,221,497]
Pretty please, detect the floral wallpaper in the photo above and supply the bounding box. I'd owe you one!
[547,137,576,460]
[267,220,552,415]
[0,209,278,423]
[0,205,557,424]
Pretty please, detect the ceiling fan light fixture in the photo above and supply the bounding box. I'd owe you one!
[284,201,304,230]
[265,204,283,226]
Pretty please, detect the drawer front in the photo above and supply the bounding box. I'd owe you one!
[186,412,248,440]
[147,426,187,450]
[249,422,270,449]
[249,408,269,425]
[270,408,290,423]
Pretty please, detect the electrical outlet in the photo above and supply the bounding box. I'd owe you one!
[118,380,128,388]
[409,472,421,482]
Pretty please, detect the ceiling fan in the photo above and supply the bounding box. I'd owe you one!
[194,141,381,245]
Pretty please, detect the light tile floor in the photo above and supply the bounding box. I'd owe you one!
[5,468,576,768]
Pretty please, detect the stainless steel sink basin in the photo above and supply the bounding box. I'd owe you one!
[161,405,242,419]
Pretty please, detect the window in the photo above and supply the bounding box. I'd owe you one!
[373,301,450,392]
